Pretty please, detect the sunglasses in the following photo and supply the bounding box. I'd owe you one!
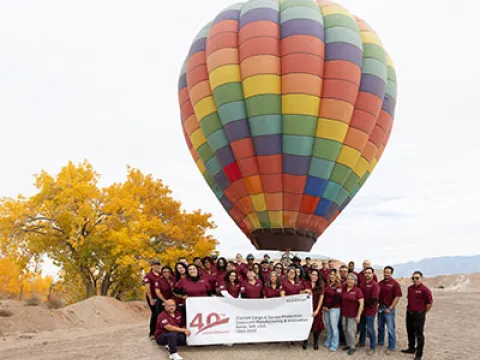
[411,276,421,280]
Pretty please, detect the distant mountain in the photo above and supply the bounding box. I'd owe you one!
[390,255,480,277]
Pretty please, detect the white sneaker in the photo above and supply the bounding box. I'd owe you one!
[169,353,183,360]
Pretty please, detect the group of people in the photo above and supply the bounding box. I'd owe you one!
[144,253,433,360]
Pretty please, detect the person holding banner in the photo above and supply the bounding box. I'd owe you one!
[342,273,365,356]
[173,264,212,323]
[219,270,241,298]
[302,269,324,350]
[155,299,190,360]
[263,271,282,298]
[240,269,263,298]
[323,269,343,352]
[281,267,307,296]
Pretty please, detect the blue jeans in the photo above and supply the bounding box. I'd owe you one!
[359,315,376,350]
[323,308,341,351]
[378,307,396,350]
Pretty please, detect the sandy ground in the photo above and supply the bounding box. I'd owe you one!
[1,290,480,360]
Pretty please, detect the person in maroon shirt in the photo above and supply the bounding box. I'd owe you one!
[260,260,272,283]
[281,267,307,296]
[302,269,324,350]
[234,253,248,279]
[173,263,188,320]
[143,259,162,339]
[155,299,190,360]
[252,263,261,280]
[348,261,358,276]
[174,264,211,298]
[339,265,349,285]
[302,257,313,275]
[358,267,380,355]
[214,257,228,294]
[320,260,330,283]
[219,270,241,298]
[402,271,433,360]
[154,266,174,313]
[323,269,342,352]
[263,271,282,298]
[378,266,402,353]
[357,260,378,286]
[341,274,364,356]
[199,256,217,291]
[210,254,218,271]
[274,263,285,281]
[240,269,263,298]
[193,257,203,269]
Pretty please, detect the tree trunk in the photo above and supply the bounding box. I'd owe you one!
[100,274,110,296]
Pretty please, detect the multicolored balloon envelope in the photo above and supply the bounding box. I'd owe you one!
[178,0,397,251]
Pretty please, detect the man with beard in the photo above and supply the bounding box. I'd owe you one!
[378,266,402,354]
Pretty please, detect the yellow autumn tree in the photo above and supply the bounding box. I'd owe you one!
[0,256,53,300]
[0,161,217,300]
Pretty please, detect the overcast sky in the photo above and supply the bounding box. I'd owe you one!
[1,0,479,276]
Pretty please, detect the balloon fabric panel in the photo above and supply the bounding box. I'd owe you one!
[179,0,397,251]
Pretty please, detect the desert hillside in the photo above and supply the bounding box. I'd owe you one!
[1,273,479,360]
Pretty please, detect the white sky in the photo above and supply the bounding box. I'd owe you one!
[1,0,479,276]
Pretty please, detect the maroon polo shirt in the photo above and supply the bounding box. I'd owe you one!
[240,279,263,299]
[144,270,162,299]
[324,283,342,308]
[282,279,305,296]
[379,278,402,307]
[357,271,378,286]
[320,269,330,283]
[236,263,248,278]
[261,269,272,283]
[360,280,380,316]
[407,284,433,312]
[302,265,312,275]
[176,278,210,297]
[219,281,241,298]
[154,310,183,339]
[154,277,173,300]
[263,285,282,298]
[341,286,364,318]
[199,268,218,291]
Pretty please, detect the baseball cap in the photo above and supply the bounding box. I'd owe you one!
[150,259,161,265]
[246,253,255,260]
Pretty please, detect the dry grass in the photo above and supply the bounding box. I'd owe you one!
[25,296,42,306]
[46,296,65,309]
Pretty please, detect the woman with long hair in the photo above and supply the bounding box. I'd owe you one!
[172,262,188,322]
[263,270,282,298]
[219,270,241,298]
[281,267,307,296]
[323,269,343,352]
[302,269,324,350]
[173,264,212,323]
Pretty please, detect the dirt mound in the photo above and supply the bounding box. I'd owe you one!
[0,296,148,336]
[398,273,480,292]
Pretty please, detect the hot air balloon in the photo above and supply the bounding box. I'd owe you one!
[178,0,397,251]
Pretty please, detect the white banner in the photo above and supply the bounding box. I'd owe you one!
[185,294,313,345]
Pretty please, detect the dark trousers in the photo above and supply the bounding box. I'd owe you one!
[406,311,426,358]
[339,318,345,345]
[147,296,158,336]
[156,332,186,354]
